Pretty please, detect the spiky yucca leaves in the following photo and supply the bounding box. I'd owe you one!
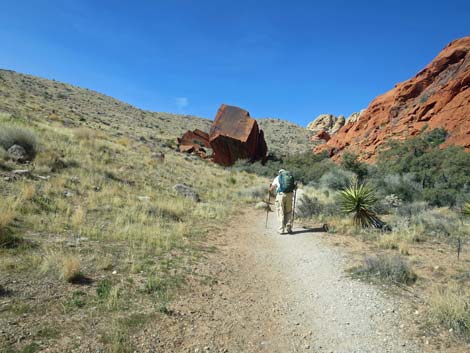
[340,181,386,228]
[462,201,470,216]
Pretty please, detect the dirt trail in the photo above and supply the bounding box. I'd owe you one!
[153,209,425,353]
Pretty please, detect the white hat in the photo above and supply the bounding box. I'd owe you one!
[278,169,285,175]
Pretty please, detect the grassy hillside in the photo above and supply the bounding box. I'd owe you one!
[258,118,313,156]
[0,70,313,157]
[0,71,267,352]
[0,69,212,143]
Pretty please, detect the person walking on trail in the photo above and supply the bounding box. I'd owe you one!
[269,169,296,234]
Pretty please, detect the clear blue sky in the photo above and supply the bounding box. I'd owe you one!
[1,1,469,126]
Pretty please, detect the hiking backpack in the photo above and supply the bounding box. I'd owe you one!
[278,170,295,193]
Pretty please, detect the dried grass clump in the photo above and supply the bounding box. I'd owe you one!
[352,254,417,285]
[429,284,470,339]
[0,125,38,159]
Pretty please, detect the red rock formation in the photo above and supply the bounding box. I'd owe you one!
[315,36,470,161]
[209,104,268,166]
[315,130,331,142]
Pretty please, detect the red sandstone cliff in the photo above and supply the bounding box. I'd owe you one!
[314,36,470,161]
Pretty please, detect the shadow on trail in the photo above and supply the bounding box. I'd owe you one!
[289,225,328,235]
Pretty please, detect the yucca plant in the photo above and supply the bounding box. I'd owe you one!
[340,180,386,228]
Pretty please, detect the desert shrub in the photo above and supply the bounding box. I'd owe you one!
[232,151,331,185]
[41,252,85,283]
[0,201,21,248]
[353,255,417,284]
[374,194,403,215]
[429,284,470,339]
[0,125,38,159]
[296,194,322,218]
[60,255,83,283]
[396,201,429,218]
[376,130,470,206]
[341,152,368,181]
[0,146,6,161]
[319,168,355,190]
[97,279,113,299]
[373,174,422,202]
[412,208,459,237]
[462,201,470,216]
[236,184,268,201]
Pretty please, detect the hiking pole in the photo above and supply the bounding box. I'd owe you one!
[265,190,271,228]
[291,186,297,229]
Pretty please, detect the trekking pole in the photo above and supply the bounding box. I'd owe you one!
[265,189,271,228]
[291,186,297,229]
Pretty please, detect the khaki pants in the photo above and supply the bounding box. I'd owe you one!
[275,192,293,233]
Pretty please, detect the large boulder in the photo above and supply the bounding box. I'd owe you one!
[209,104,268,166]
[315,36,470,161]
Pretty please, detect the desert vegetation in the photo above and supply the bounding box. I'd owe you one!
[0,110,267,352]
[234,127,470,342]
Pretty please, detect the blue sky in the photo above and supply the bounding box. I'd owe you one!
[0,1,469,126]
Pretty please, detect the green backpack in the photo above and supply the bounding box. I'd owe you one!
[278,171,295,193]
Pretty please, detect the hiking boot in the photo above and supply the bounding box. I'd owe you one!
[278,229,286,235]
[287,227,293,234]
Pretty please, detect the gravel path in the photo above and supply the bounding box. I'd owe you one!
[152,209,424,352]
[262,215,420,352]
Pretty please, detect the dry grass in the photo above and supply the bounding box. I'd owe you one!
[60,255,82,283]
[0,98,268,351]
[429,283,470,339]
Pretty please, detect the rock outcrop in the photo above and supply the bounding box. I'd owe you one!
[209,104,268,166]
[307,114,345,136]
[315,36,470,161]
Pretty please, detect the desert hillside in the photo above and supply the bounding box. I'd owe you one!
[0,69,313,157]
[315,36,470,160]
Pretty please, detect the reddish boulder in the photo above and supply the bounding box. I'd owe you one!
[209,104,268,166]
[178,129,210,149]
[177,129,211,157]
[315,36,470,161]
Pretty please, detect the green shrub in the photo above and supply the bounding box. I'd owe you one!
[237,184,268,201]
[320,168,355,190]
[396,201,429,219]
[96,279,112,299]
[412,208,459,237]
[296,194,322,218]
[372,173,422,202]
[0,125,38,159]
[353,255,417,284]
[341,152,368,181]
[462,201,470,216]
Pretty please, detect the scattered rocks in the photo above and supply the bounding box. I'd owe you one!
[173,184,200,202]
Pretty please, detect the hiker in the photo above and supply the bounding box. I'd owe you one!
[269,169,296,234]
